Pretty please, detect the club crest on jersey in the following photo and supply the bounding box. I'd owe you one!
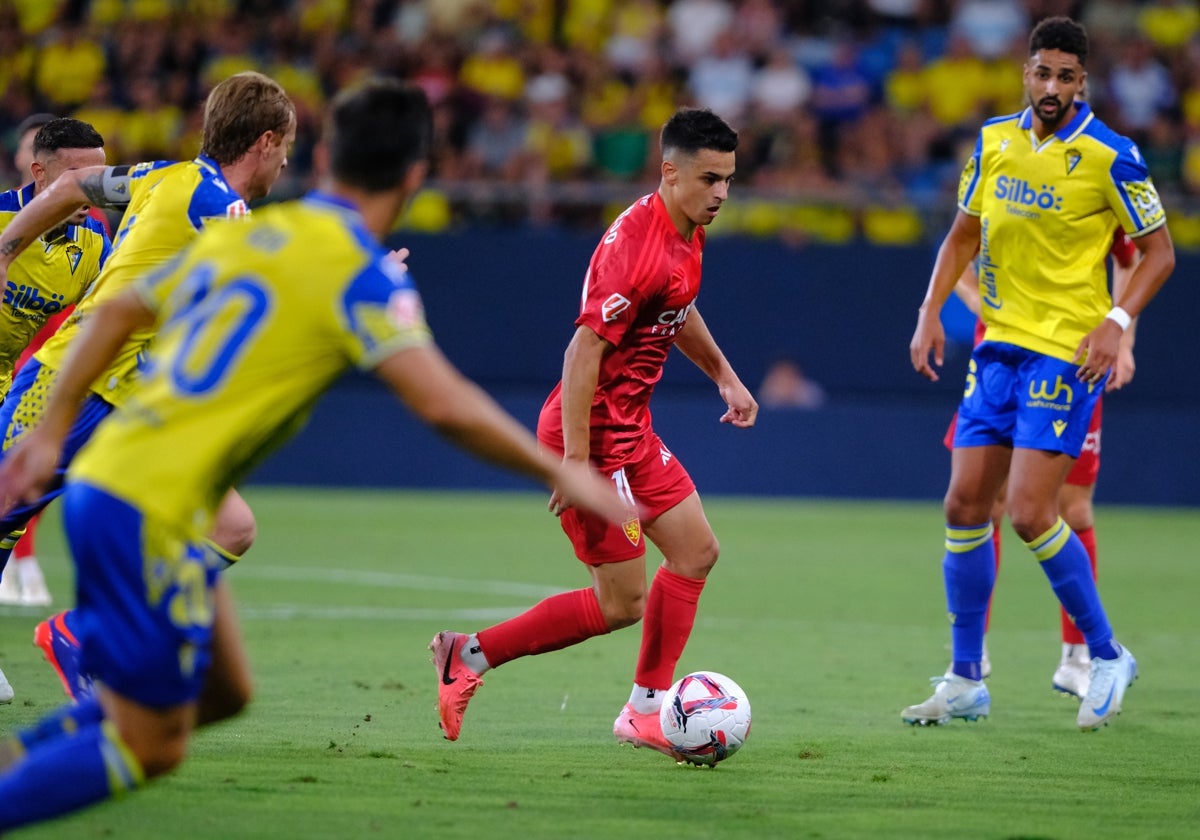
[1065,149,1081,174]
[622,516,642,546]
[602,293,631,322]
[64,243,83,274]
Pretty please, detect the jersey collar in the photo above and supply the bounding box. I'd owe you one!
[1018,101,1094,147]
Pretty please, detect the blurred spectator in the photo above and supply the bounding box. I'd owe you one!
[606,0,664,73]
[1138,0,1200,53]
[758,358,827,410]
[120,74,182,161]
[1108,37,1177,140]
[951,0,1028,61]
[459,28,525,102]
[810,39,872,173]
[750,47,812,122]
[33,20,107,110]
[462,96,528,182]
[687,30,755,122]
[666,0,734,65]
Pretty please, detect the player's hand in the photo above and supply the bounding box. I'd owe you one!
[910,308,944,381]
[548,457,633,526]
[1073,319,1122,386]
[384,247,410,274]
[0,430,60,517]
[1106,345,1136,392]
[718,380,758,428]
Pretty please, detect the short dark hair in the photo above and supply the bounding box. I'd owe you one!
[660,109,738,159]
[1029,16,1088,66]
[16,112,57,140]
[31,117,104,156]
[325,77,432,193]
[201,72,294,165]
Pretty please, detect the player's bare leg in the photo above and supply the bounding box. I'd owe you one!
[196,579,253,726]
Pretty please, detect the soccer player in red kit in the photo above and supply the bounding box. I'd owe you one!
[430,108,757,756]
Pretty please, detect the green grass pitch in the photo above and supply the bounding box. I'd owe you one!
[1,487,1197,839]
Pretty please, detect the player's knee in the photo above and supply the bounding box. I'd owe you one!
[943,491,992,527]
[1059,497,1093,531]
[602,592,646,630]
[200,676,253,726]
[210,504,257,557]
[1006,504,1055,543]
[119,722,190,779]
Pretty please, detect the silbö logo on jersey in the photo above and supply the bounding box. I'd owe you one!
[3,282,67,320]
[995,175,1063,218]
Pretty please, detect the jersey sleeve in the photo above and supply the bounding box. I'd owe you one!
[131,249,192,317]
[340,256,433,370]
[575,236,650,346]
[187,178,250,230]
[1106,144,1166,237]
[957,131,986,217]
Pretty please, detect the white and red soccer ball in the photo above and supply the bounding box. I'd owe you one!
[659,671,752,766]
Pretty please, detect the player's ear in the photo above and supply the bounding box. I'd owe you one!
[402,159,429,197]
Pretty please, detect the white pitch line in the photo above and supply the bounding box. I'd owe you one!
[237,604,527,622]
[229,564,567,599]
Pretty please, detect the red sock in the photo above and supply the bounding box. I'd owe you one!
[634,566,706,690]
[476,587,609,669]
[12,514,37,561]
[984,524,1001,633]
[1061,526,1097,645]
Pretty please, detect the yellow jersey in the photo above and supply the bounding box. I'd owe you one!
[70,192,432,538]
[35,155,251,406]
[0,183,111,397]
[958,102,1166,360]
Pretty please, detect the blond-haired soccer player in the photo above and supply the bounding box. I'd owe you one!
[0,77,627,831]
[0,72,294,699]
[905,17,1174,731]
[0,118,110,699]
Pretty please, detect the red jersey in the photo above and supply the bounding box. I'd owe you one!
[539,192,704,463]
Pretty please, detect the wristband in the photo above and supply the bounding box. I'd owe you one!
[1105,306,1132,331]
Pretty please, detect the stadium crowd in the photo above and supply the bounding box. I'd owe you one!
[2,0,1200,242]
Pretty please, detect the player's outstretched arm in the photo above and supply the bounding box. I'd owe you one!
[0,289,155,511]
[0,165,130,270]
[375,342,630,525]
[674,308,757,428]
[911,210,982,381]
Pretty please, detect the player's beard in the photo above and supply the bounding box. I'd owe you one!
[1030,93,1069,131]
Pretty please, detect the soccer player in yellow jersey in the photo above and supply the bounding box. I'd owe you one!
[0,118,109,700]
[905,17,1175,731]
[0,72,295,699]
[0,77,626,832]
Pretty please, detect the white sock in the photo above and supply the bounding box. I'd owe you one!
[460,634,491,675]
[628,683,662,715]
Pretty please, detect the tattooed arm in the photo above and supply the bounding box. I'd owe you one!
[0,164,134,268]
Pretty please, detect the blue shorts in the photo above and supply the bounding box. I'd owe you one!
[0,359,115,532]
[953,341,1105,458]
[64,482,218,708]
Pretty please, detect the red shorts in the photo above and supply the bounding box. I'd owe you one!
[539,429,695,565]
[943,398,1102,486]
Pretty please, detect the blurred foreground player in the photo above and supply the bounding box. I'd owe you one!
[0,78,628,831]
